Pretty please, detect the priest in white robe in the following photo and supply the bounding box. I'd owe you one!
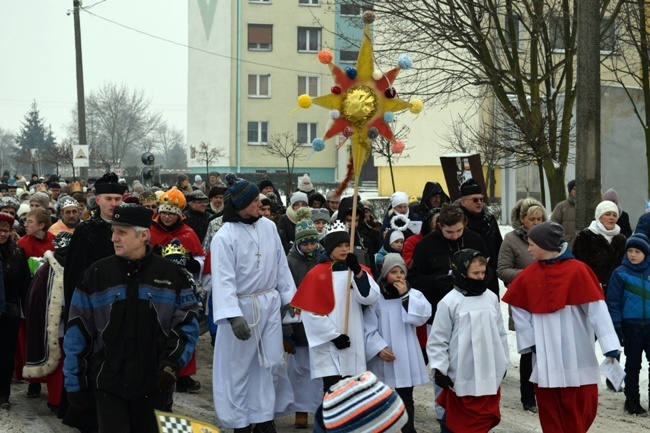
[211,175,296,433]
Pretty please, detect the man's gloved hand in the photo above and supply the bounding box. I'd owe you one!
[283,334,296,354]
[284,304,296,318]
[434,369,454,389]
[435,275,455,292]
[332,334,351,349]
[156,365,177,391]
[67,390,89,411]
[615,327,625,347]
[228,316,251,341]
[345,253,362,276]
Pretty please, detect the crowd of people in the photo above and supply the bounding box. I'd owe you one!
[0,169,647,433]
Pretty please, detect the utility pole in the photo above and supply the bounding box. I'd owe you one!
[575,0,601,230]
[73,0,88,182]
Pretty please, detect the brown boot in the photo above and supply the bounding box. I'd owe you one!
[294,412,308,429]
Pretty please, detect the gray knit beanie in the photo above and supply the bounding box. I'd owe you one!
[528,221,564,252]
[29,191,51,209]
[380,253,407,281]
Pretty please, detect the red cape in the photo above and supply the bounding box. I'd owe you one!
[502,258,604,314]
[291,262,372,315]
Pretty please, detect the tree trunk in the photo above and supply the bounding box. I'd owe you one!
[388,154,396,193]
[575,0,602,231]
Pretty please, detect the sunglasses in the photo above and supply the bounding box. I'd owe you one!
[470,197,484,203]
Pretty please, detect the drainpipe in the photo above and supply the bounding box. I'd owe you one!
[236,0,242,172]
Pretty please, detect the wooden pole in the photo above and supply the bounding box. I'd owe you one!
[343,160,361,335]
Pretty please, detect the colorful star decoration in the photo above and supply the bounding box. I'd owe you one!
[297,11,423,178]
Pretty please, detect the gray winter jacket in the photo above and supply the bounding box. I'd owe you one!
[550,196,576,247]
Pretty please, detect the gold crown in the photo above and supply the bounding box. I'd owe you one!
[162,241,187,257]
[70,181,83,193]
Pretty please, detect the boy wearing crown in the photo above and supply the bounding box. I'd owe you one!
[291,220,380,394]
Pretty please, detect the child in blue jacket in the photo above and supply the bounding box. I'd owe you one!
[606,233,650,415]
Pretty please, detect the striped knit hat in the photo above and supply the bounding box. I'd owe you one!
[225,173,260,211]
[295,208,319,245]
[321,371,407,432]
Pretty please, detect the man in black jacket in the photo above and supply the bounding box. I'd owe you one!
[63,204,199,433]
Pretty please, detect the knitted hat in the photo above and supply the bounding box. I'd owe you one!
[194,175,202,182]
[209,171,220,178]
[627,233,650,256]
[297,174,314,193]
[295,208,319,245]
[94,172,128,195]
[225,173,260,211]
[162,238,187,268]
[158,188,186,216]
[259,178,274,191]
[460,178,482,197]
[0,196,20,211]
[53,232,73,255]
[260,194,271,207]
[321,371,407,433]
[208,185,227,198]
[290,191,309,208]
[361,199,373,211]
[17,203,30,218]
[567,179,576,194]
[603,188,622,214]
[29,191,51,209]
[380,253,407,281]
[322,221,350,257]
[311,208,330,223]
[325,190,340,202]
[595,200,619,221]
[0,212,14,227]
[389,230,405,245]
[185,189,208,202]
[390,191,409,209]
[528,221,564,252]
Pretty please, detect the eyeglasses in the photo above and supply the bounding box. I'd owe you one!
[470,197,484,203]
[0,229,11,234]
[143,204,158,210]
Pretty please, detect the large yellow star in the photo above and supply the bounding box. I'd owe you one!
[298,11,422,177]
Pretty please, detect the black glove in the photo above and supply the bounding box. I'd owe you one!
[186,252,201,273]
[346,253,362,275]
[229,316,251,341]
[615,327,625,347]
[67,390,89,411]
[435,275,455,293]
[156,365,177,391]
[332,334,351,349]
[434,369,454,389]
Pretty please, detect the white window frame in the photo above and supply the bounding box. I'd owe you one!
[248,24,273,52]
[298,0,319,5]
[250,0,271,3]
[340,50,359,64]
[548,14,569,53]
[248,74,271,98]
[297,123,318,146]
[298,27,321,53]
[298,76,320,97]
[600,16,617,54]
[248,121,269,145]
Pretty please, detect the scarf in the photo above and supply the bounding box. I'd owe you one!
[587,220,620,244]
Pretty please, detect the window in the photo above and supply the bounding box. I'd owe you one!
[340,50,359,64]
[248,121,268,145]
[600,17,616,52]
[298,27,321,53]
[298,76,319,97]
[297,123,318,146]
[504,14,525,52]
[250,0,271,3]
[340,3,362,16]
[248,74,270,97]
[298,0,319,5]
[548,15,568,51]
[248,24,272,51]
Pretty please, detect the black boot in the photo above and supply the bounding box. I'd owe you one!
[402,399,416,433]
[252,421,277,433]
[624,396,647,415]
[234,426,251,433]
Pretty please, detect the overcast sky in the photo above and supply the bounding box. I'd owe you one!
[0,0,188,141]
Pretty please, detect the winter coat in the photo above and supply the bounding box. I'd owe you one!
[0,238,31,316]
[380,208,421,236]
[572,228,626,293]
[550,196,577,247]
[412,181,450,220]
[408,227,490,323]
[497,230,535,286]
[183,208,211,244]
[277,210,297,255]
[607,255,650,326]
[337,197,378,276]
[286,244,323,346]
[618,211,633,239]
[461,206,502,296]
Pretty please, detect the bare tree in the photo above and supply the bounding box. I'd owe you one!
[152,124,185,165]
[263,132,308,194]
[41,140,74,177]
[0,127,19,175]
[190,142,225,180]
[344,0,620,206]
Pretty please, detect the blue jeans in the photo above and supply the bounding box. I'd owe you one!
[622,323,650,397]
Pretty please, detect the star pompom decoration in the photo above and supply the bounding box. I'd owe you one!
[297,11,422,182]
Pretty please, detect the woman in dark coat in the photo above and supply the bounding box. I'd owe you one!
[0,212,32,409]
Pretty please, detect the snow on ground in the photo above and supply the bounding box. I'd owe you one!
[2,226,649,432]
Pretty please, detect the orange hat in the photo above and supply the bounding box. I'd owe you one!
[158,187,186,216]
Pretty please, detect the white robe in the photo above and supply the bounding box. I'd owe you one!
[427,289,510,397]
[364,289,431,389]
[301,269,380,379]
[211,217,297,429]
[511,300,619,388]
[286,345,323,413]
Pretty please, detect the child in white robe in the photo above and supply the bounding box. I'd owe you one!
[364,253,430,433]
[428,249,509,433]
[291,221,380,394]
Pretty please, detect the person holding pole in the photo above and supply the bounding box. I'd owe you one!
[291,220,380,393]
